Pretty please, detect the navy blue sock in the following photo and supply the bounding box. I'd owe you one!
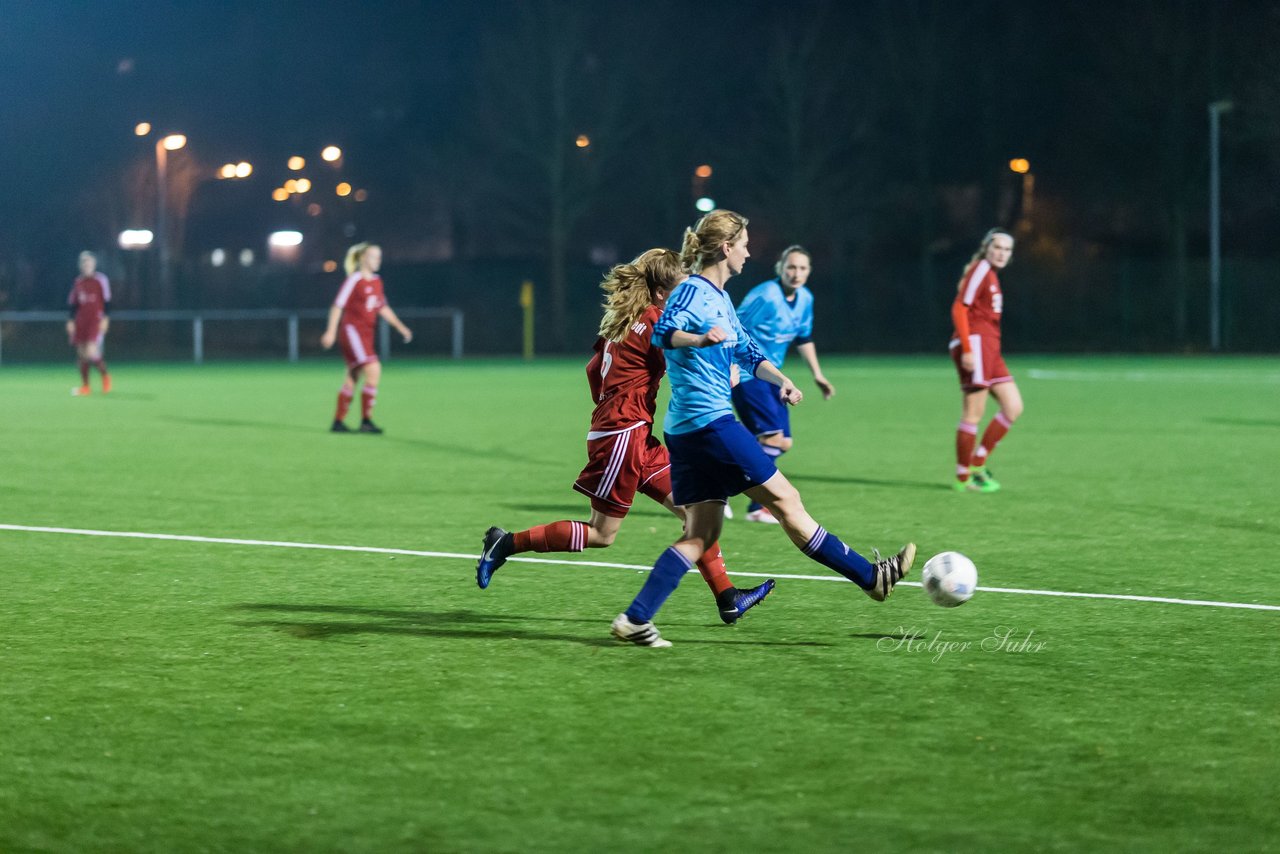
[625,547,693,623]
[747,500,763,513]
[801,527,874,588]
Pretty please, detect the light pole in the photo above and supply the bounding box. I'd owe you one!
[155,133,186,304]
[1208,100,1232,352]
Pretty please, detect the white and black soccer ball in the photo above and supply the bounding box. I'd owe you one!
[921,551,978,607]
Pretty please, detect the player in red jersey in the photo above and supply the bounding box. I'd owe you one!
[474,248,775,625]
[66,251,112,396]
[949,228,1024,492]
[320,242,412,434]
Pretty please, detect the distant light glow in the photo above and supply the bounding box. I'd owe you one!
[162,134,187,151]
[235,161,252,178]
[695,164,712,178]
[284,179,299,193]
[354,189,368,202]
[272,187,289,202]
[321,145,342,162]
[288,156,305,170]
[219,163,237,179]
[323,260,338,273]
[335,182,352,197]
[211,248,226,267]
[268,230,304,248]
[307,203,322,216]
[295,178,312,193]
[575,134,590,148]
[239,249,254,267]
[118,229,154,249]
[134,122,151,136]
[695,196,715,212]
[1009,158,1031,174]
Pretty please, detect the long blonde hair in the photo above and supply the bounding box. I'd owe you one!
[598,248,683,342]
[679,210,748,274]
[344,242,379,276]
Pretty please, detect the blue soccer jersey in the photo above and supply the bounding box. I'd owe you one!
[736,279,814,380]
[653,275,767,435]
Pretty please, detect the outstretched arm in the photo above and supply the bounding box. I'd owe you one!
[320,305,342,349]
[754,359,802,406]
[795,341,833,399]
[379,305,413,343]
[951,296,974,371]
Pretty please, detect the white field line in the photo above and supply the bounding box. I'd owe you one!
[3,522,1278,613]
[1025,368,1280,384]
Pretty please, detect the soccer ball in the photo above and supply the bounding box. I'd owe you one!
[921,552,978,607]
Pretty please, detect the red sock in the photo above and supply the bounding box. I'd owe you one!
[972,412,1013,467]
[956,421,978,480]
[361,386,377,420]
[696,542,734,597]
[78,360,89,385]
[335,388,353,421]
[513,521,587,553]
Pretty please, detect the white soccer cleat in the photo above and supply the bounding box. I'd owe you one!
[723,503,734,519]
[745,507,781,524]
[610,613,672,648]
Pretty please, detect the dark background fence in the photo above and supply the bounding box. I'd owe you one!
[1,252,1274,363]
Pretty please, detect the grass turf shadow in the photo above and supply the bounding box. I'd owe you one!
[230,603,830,648]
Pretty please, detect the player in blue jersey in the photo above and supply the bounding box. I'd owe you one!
[731,245,836,523]
[609,211,916,648]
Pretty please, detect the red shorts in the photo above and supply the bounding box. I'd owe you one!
[572,424,671,518]
[950,334,1011,391]
[339,323,378,370]
[72,315,103,345]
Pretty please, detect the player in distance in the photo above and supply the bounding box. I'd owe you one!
[474,247,775,626]
[949,228,1024,492]
[67,251,112,396]
[730,244,835,523]
[610,211,915,648]
[320,242,412,434]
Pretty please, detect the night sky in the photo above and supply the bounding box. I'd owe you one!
[1,0,1276,349]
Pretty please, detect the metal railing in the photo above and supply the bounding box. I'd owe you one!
[0,307,464,365]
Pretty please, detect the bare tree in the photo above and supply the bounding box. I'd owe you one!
[739,9,872,247]
[466,0,628,350]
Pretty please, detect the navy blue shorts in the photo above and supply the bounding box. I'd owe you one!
[732,379,791,439]
[665,415,779,505]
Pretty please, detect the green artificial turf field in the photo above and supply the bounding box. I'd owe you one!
[1,356,1277,852]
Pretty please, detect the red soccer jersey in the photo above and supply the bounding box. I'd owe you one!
[333,273,386,333]
[951,259,1003,349]
[584,304,666,432]
[68,272,110,322]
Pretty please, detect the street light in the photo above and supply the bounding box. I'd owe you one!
[118,229,154,249]
[1208,99,1233,352]
[155,133,187,302]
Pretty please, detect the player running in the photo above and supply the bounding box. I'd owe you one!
[610,211,915,648]
[474,248,775,626]
[949,228,1024,492]
[320,242,412,434]
[731,244,835,523]
[67,251,112,396]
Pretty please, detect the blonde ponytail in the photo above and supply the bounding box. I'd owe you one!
[679,210,748,273]
[344,242,379,276]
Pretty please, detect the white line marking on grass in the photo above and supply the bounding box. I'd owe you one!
[1026,368,1280,384]
[3,522,1278,613]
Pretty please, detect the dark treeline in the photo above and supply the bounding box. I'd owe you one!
[1,0,1277,352]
